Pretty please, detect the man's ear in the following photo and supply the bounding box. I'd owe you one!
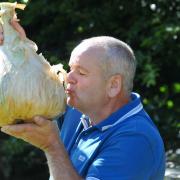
[107,74,122,98]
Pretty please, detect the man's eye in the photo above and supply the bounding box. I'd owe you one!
[79,71,86,75]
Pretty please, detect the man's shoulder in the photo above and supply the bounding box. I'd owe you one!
[112,111,162,142]
[104,112,165,159]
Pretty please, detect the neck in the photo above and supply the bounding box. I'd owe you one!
[87,93,130,125]
[1,13,20,45]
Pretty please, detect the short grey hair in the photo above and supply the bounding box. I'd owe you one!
[81,36,136,95]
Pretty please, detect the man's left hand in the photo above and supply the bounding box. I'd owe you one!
[1,116,60,152]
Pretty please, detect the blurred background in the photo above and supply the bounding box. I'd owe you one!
[0,0,179,179]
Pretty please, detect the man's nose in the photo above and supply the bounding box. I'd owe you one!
[66,71,77,84]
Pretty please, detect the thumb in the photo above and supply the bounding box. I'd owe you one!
[33,116,50,126]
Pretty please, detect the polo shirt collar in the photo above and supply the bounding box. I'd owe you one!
[80,92,143,132]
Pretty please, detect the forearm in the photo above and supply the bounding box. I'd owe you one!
[45,141,83,180]
[1,117,82,179]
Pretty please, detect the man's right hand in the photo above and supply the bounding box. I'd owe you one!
[1,116,61,152]
[0,24,4,45]
[10,17,26,40]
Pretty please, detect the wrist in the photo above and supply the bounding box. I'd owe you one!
[44,140,63,155]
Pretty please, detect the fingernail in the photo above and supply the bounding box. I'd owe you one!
[33,116,39,120]
[1,126,9,132]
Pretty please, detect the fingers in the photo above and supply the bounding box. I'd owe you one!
[1,124,37,145]
[0,117,57,150]
[0,24,4,45]
[10,18,20,27]
[1,123,31,138]
[33,115,51,126]
[10,18,26,40]
[0,116,51,137]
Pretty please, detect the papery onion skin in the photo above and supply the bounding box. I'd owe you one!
[0,2,66,126]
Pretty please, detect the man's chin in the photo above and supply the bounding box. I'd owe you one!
[67,98,76,108]
[66,97,84,112]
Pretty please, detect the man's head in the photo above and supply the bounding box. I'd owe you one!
[76,36,136,95]
[66,36,136,116]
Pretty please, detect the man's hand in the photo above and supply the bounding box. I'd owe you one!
[0,17,26,46]
[0,24,4,45]
[10,17,26,40]
[1,116,83,180]
[1,116,60,152]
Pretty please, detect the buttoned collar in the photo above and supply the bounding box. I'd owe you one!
[80,92,143,132]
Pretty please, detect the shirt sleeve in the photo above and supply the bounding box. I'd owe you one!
[86,134,154,180]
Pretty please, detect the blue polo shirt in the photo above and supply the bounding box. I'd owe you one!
[58,93,165,180]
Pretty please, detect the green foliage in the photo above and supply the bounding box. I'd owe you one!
[0,135,49,180]
[0,0,179,179]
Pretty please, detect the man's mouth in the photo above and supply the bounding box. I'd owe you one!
[65,88,74,95]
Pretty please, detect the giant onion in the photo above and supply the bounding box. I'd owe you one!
[0,2,66,126]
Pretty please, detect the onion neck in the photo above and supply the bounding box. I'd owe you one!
[1,11,20,45]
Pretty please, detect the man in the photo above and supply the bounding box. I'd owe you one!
[1,21,165,179]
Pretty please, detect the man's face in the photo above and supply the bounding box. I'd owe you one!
[66,46,109,114]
